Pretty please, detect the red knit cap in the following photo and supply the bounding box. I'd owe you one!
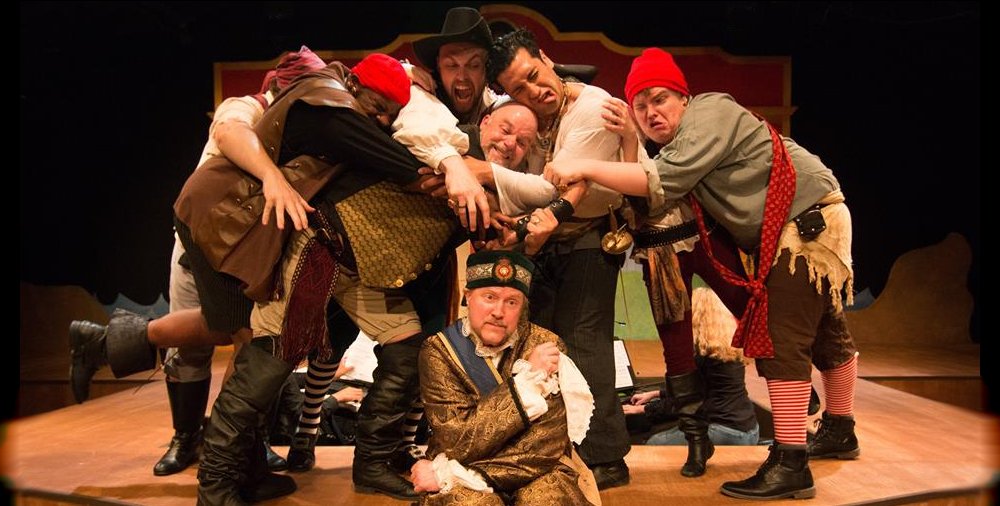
[624,48,690,106]
[351,53,411,107]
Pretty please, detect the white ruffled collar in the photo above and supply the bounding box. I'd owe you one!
[459,317,518,359]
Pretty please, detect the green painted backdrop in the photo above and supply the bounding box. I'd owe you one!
[615,262,709,341]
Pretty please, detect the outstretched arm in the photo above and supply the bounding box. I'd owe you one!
[490,181,587,254]
[544,159,651,197]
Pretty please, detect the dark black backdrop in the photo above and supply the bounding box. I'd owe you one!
[20,1,980,341]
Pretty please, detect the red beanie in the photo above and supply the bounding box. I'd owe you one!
[624,48,689,106]
[351,53,411,107]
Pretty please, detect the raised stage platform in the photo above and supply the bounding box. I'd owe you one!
[12,235,993,504]
[7,343,997,506]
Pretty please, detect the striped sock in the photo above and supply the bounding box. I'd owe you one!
[295,358,338,436]
[822,353,858,416]
[401,398,424,444]
[400,398,426,461]
[767,379,812,445]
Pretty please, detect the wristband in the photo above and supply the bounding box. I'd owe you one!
[547,197,575,222]
[515,215,531,242]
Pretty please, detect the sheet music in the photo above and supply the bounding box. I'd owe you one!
[613,340,634,390]
[338,332,378,385]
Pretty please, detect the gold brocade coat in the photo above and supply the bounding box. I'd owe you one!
[418,322,591,505]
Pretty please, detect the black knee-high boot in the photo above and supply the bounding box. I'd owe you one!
[69,309,157,403]
[352,336,423,500]
[666,371,715,477]
[154,378,210,476]
[197,337,295,506]
[262,385,289,472]
[241,426,297,503]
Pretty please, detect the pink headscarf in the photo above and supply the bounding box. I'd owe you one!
[258,45,327,93]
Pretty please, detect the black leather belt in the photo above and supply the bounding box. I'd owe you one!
[634,220,699,249]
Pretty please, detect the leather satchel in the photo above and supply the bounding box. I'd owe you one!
[335,181,459,288]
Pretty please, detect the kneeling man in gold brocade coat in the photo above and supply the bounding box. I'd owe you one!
[411,250,601,505]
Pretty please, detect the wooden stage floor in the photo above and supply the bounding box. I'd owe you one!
[7,346,998,506]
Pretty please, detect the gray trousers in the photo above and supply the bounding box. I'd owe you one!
[164,235,214,382]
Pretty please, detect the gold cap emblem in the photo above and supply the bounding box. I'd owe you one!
[493,258,514,282]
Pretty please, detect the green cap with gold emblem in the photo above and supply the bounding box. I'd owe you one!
[465,251,534,296]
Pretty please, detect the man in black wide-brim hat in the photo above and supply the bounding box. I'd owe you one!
[413,6,496,125]
[412,7,600,126]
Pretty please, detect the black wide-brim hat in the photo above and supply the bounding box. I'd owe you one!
[413,7,493,70]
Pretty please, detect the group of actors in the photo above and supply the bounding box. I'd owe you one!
[67,6,862,505]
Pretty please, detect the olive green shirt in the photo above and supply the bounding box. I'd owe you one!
[650,93,839,250]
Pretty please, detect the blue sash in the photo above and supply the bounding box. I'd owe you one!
[441,321,502,396]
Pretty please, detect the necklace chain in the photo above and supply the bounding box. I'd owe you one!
[538,79,570,163]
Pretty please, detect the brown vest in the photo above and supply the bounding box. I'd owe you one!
[173,63,356,301]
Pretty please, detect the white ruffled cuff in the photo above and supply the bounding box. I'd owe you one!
[430,453,492,494]
[512,359,558,420]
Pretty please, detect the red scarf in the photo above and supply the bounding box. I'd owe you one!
[689,118,795,359]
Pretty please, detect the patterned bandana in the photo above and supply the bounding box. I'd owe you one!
[274,45,326,89]
[254,45,327,107]
[689,116,795,359]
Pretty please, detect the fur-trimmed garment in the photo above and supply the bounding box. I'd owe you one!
[692,286,746,364]
[773,191,854,313]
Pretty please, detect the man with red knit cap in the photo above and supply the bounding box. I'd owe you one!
[598,48,750,480]
[187,49,468,503]
[546,47,860,500]
[193,51,442,504]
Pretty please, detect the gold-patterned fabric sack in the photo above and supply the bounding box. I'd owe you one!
[336,181,458,288]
